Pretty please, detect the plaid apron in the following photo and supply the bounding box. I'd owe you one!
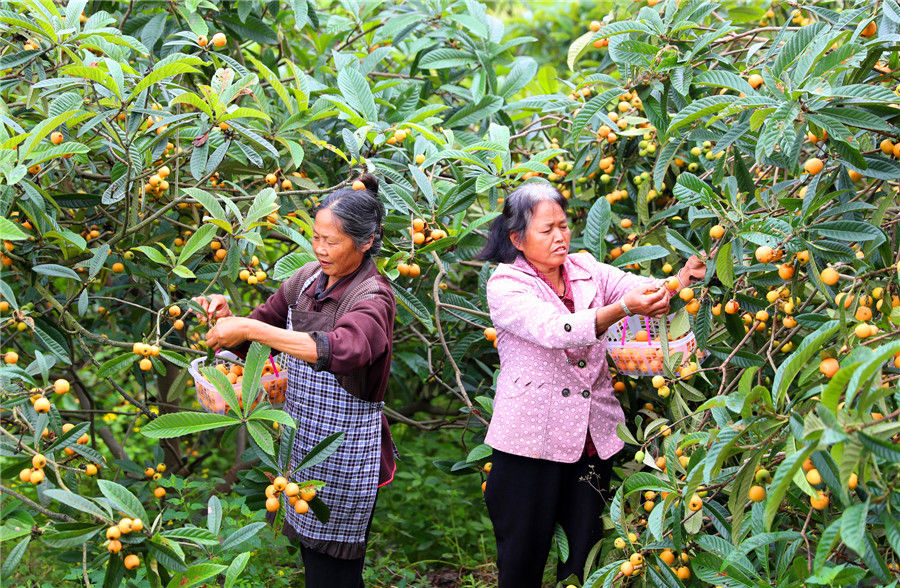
[282,272,383,552]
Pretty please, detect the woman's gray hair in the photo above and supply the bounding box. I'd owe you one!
[478,182,568,263]
[313,174,384,256]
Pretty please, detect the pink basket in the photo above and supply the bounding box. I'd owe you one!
[188,351,286,414]
[605,315,707,377]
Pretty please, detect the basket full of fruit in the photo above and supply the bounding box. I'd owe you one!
[605,313,707,378]
[189,350,286,414]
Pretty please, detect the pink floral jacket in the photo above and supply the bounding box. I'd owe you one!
[485,252,655,462]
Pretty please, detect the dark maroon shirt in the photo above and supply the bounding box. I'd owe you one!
[229,260,396,486]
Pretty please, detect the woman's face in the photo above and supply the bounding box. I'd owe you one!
[511,199,570,272]
[313,208,369,282]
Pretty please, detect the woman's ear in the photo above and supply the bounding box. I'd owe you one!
[509,231,523,252]
[360,234,374,254]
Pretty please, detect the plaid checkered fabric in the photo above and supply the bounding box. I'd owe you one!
[282,274,383,547]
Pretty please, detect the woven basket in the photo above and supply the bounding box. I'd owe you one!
[605,314,707,377]
[189,350,287,414]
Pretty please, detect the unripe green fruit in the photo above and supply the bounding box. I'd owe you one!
[688,162,699,171]
[691,146,702,156]
[124,251,134,261]
[646,144,656,154]
[635,450,645,462]
[600,174,611,184]
[755,468,772,483]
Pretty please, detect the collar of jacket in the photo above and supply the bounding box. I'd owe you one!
[510,252,593,282]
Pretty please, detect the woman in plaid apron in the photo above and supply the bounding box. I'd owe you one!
[199,175,397,587]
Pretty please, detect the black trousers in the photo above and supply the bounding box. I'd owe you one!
[484,449,614,587]
[298,495,377,588]
[300,545,366,588]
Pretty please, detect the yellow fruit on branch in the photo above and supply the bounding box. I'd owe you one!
[804,157,824,176]
[211,32,226,47]
[820,267,839,286]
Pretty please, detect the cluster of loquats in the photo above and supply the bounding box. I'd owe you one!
[143,462,168,498]
[105,516,143,570]
[479,461,492,492]
[132,341,161,371]
[612,532,692,581]
[264,475,316,515]
[385,127,410,145]
[142,165,172,200]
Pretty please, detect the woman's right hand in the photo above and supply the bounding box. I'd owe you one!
[622,283,670,318]
[191,294,232,324]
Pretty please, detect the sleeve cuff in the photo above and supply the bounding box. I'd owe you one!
[309,331,331,372]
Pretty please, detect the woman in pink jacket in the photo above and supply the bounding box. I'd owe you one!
[479,183,705,586]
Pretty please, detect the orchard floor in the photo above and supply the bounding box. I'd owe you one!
[257,422,569,587]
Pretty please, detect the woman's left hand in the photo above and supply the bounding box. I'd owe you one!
[205,317,253,350]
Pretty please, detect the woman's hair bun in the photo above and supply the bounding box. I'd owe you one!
[358,173,379,195]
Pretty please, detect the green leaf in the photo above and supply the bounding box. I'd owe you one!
[667,95,736,136]
[583,197,611,256]
[570,88,623,140]
[715,242,734,288]
[32,264,81,281]
[220,522,266,551]
[133,245,168,265]
[0,217,27,240]
[97,480,148,523]
[139,412,239,438]
[391,284,433,332]
[808,220,883,242]
[201,365,243,417]
[248,409,295,427]
[611,245,669,267]
[224,552,251,588]
[161,526,220,546]
[176,222,217,266]
[444,96,503,128]
[97,353,136,379]
[43,489,111,521]
[207,495,222,536]
[771,320,839,407]
[858,432,900,462]
[764,445,815,531]
[622,472,676,495]
[419,48,476,69]
[0,536,30,577]
[840,501,868,554]
[246,420,274,456]
[336,68,377,122]
[130,58,205,100]
[466,443,492,463]
[61,65,121,99]
[147,539,188,573]
[554,523,569,564]
[166,563,228,588]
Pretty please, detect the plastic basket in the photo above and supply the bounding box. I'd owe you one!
[605,314,707,377]
[189,350,287,414]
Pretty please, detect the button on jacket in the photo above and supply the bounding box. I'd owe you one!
[485,252,655,462]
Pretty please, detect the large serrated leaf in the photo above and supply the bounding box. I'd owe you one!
[139,412,239,438]
[97,480,147,522]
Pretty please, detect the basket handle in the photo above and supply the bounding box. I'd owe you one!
[268,354,280,377]
[644,316,651,346]
[620,318,627,345]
